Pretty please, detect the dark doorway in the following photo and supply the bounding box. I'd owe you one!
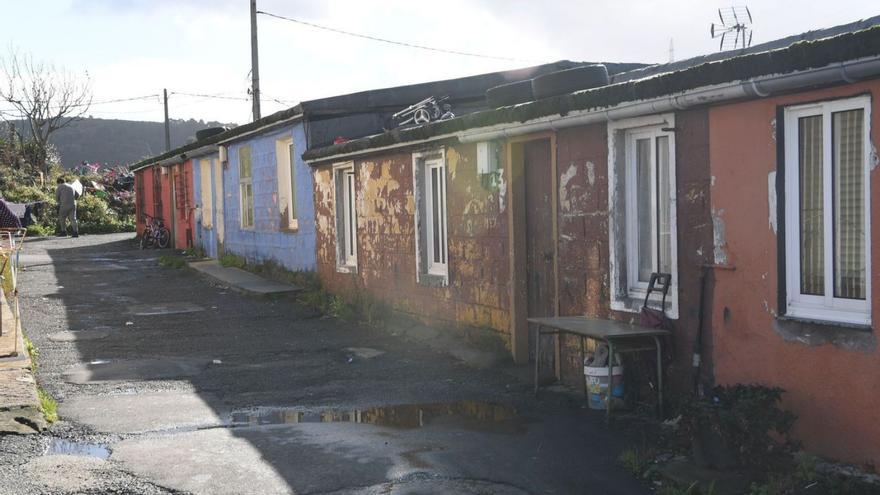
[524,138,556,381]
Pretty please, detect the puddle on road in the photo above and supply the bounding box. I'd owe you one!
[47,439,110,459]
[230,401,527,434]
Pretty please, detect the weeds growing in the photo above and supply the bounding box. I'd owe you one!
[158,255,186,269]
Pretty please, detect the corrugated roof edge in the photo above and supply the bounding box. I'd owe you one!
[303,24,880,163]
[129,105,303,172]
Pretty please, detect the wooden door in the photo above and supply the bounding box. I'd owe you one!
[524,139,556,381]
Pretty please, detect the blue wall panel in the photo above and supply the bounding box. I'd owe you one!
[222,123,316,272]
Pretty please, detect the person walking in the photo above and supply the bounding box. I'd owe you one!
[55,178,79,237]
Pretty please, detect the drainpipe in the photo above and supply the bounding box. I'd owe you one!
[457,56,880,143]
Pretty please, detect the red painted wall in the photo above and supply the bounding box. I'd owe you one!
[170,161,195,249]
[134,164,185,247]
[709,80,880,465]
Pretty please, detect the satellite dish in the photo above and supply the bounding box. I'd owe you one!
[710,6,754,51]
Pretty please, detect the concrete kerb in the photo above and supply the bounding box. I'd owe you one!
[0,290,46,434]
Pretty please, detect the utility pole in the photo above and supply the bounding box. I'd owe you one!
[163,88,171,151]
[250,0,261,121]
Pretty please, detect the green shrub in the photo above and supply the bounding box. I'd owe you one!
[681,385,797,468]
[26,224,52,237]
[76,193,115,225]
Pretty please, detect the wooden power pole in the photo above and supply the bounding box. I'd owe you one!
[250,0,261,121]
[163,88,171,152]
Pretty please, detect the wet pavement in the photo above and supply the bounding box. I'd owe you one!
[0,233,648,494]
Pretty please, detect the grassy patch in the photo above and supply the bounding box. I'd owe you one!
[25,224,53,237]
[219,253,247,268]
[619,448,648,477]
[158,255,186,269]
[37,387,58,423]
[183,246,206,258]
[24,335,38,371]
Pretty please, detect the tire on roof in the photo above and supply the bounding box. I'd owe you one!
[486,80,534,108]
[195,127,226,141]
[531,65,609,100]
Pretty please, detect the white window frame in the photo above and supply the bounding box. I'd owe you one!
[413,149,449,284]
[783,95,872,326]
[239,145,254,229]
[334,162,357,271]
[608,114,679,319]
[275,136,298,231]
[199,158,213,229]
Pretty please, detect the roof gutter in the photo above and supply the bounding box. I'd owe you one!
[457,56,880,143]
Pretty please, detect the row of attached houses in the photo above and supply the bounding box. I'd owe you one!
[133,18,880,466]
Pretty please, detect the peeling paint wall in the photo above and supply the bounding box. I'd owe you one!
[221,123,316,271]
[708,80,880,466]
[313,141,510,336]
[552,113,714,392]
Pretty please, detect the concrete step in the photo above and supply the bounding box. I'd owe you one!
[188,260,300,296]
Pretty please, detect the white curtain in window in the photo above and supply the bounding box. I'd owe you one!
[833,109,865,300]
[799,115,824,296]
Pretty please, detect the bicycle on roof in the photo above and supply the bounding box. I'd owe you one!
[139,213,170,249]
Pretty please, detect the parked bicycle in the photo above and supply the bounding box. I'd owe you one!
[139,214,171,249]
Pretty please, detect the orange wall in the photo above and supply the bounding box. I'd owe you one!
[709,80,880,465]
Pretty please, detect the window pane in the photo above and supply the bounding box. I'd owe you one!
[636,138,653,282]
[657,135,672,275]
[799,115,824,296]
[347,172,355,258]
[833,109,866,300]
[431,167,440,263]
[288,142,297,220]
[239,148,251,178]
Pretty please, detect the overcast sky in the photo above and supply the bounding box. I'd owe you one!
[2,1,877,125]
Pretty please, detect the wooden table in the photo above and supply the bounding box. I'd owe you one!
[527,316,670,418]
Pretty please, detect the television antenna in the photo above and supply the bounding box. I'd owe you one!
[711,6,753,51]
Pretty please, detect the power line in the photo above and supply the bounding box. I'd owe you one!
[170,91,251,101]
[257,10,534,63]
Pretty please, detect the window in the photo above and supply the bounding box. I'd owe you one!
[608,115,678,318]
[784,96,871,325]
[199,158,213,228]
[413,150,449,282]
[334,163,357,270]
[275,137,297,231]
[239,146,254,229]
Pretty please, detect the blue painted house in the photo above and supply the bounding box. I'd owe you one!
[216,119,315,270]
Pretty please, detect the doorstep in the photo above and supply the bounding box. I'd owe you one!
[188,260,300,296]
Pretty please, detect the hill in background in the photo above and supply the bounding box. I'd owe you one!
[11,117,233,169]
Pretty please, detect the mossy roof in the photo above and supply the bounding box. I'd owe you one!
[304,23,880,163]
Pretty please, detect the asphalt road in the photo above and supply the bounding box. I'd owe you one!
[0,233,648,495]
